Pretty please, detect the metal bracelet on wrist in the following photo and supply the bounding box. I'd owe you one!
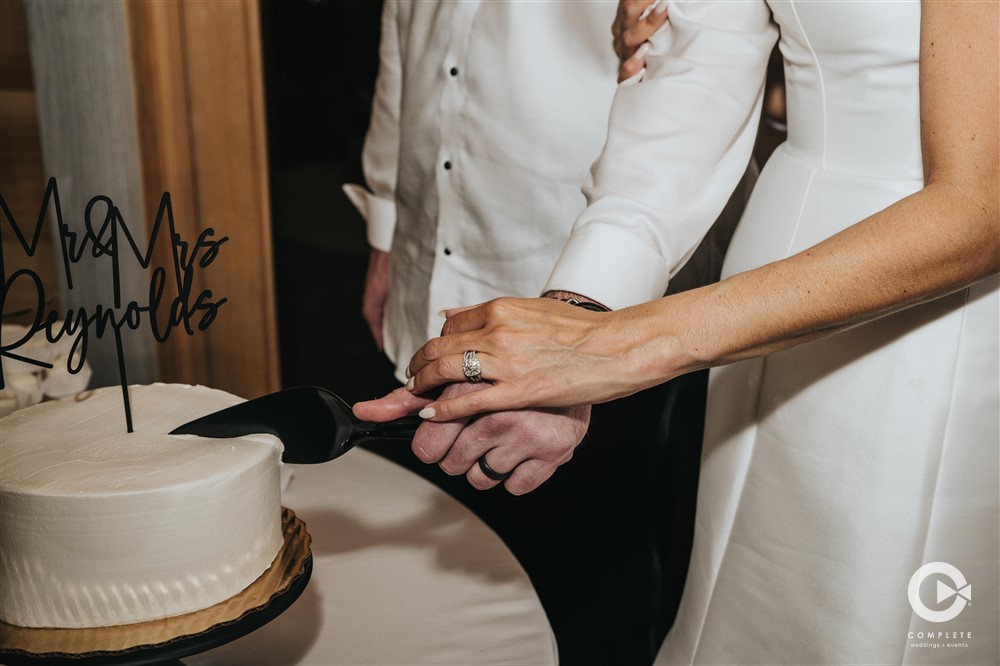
[559,297,610,313]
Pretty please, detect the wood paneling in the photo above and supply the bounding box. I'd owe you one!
[127,1,279,398]
[0,89,59,322]
[126,2,205,388]
[0,1,59,324]
[0,0,32,90]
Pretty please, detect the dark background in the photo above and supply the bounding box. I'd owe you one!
[259,0,396,403]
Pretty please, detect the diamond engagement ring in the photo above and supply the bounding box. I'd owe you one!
[463,350,483,382]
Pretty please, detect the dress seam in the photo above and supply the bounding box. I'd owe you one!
[689,358,769,664]
[897,288,970,665]
[789,0,827,170]
[786,167,818,259]
[689,148,817,661]
[690,3,827,652]
[785,0,825,259]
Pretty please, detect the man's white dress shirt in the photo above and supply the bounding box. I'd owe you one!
[345,0,619,381]
[345,1,764,382]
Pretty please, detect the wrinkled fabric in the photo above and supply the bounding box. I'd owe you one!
[606,2,1000,664]
[344,1,620,382]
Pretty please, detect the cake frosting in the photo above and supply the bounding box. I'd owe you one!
[1,322,92,417]
[0,383,284,629]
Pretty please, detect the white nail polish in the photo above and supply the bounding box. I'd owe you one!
[638,2,655,20]
[418,407,436,419]
[405,377,415,391]
[631,42,649,61]
[655,0,668,14]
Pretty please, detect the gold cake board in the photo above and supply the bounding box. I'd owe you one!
[0,507,311,663]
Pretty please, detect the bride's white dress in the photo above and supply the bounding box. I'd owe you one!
[654,2,999,663]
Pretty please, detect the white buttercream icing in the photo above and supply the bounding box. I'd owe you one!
[0,383,284,628]
[1,322,92,411]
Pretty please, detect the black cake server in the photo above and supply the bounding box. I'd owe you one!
[169,386,422,463]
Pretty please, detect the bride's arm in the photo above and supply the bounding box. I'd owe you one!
[407,0,999,420]
[653,0,999,370]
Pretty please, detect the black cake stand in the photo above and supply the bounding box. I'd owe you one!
[0,508,311,666]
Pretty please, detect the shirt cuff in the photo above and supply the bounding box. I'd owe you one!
[544,224,669,310]
[342,184,396,252]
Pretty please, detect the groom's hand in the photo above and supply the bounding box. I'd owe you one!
[354,383,590,495]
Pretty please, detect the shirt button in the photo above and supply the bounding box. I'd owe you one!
[443,161,452,170]
[444,248,452,256]
[449,67,459,77]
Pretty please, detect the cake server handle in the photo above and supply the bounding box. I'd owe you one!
[169,386,421,464]
[368,415,423,439]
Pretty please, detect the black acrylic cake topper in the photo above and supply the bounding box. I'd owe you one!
[0,178,228,432]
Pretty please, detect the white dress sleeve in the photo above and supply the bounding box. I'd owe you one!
[342,0,401,253]
[545,0,778,309]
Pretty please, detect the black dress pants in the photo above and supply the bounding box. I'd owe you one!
[362,371,706,666]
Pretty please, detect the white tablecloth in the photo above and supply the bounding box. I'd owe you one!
[188,449,558,665]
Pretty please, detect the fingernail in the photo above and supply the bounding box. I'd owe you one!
[405,366,412,379]
[655,0,668,14]
[620,67,646,86]
[630,42,649,61]
[436,310,446,318]
[405,377,415,391]
[638,2,655,20]
[418,407,436,419]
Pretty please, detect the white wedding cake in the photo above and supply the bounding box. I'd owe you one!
[0,383,284,629]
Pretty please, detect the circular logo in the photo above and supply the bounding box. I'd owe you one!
[908,562,971,623]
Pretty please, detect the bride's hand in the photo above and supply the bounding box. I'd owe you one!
[405,297,671,421]
[613,0,668,82]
